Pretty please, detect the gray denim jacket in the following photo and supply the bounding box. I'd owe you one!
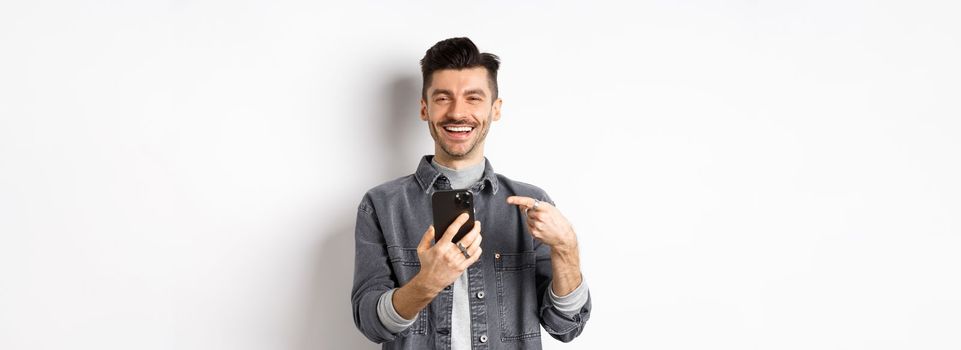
[351,155,591,349]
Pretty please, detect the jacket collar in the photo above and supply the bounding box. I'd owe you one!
[415,155,499,195]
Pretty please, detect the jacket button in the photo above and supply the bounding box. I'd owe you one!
[479,334,488,343]
[494,253,500,259]
[476,291,485,299]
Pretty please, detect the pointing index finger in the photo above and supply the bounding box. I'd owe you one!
[507,196,536,209]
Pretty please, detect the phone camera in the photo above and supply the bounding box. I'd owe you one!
[455,192,472,208]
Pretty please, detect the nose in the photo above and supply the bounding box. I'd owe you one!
[446,99,469,120]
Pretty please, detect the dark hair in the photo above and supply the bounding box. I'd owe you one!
[420,37,500,101]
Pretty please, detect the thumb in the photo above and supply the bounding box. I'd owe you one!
[417,226,434,253]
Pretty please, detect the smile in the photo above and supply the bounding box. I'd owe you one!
[444,126,474,133]
[442,125,475,140]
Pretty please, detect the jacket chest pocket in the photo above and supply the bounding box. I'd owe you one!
[387,246,421,284]
[494,251,541,342]
[386,246,429,334]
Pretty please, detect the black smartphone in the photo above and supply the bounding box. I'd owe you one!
[431,189,476,243]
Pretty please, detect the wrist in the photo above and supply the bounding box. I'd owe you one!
[393,273,442,321]
[550,238,579,257]
[550,238,580,267]
[408,273,443,299]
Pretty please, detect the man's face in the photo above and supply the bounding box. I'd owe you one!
[421,67,502,159]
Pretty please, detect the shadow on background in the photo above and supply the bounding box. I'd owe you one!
[298,73,422,349]
[383,75,425,177]
[300,216,374,350]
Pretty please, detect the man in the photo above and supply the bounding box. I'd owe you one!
[351,37,591,350]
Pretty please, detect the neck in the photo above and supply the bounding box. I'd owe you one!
[433,144,485,170]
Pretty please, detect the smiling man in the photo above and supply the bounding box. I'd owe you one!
[351,37,591,349]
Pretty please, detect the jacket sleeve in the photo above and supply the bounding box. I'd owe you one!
[350,195,411,343]
[533,194,592,342]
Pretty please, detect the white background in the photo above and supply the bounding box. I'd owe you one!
[2,1,959,349]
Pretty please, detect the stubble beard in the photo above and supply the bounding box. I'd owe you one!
[429,110,493,159]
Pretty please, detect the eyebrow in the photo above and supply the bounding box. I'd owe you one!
[431,89,488,98]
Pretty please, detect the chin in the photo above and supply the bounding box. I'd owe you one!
[443,146,472,158]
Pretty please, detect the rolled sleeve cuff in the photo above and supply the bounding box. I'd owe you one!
[376,288,417,334]
[548,279,590,316]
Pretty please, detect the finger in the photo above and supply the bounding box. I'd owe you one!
[458,220,482,248]
[526,219,542,236]
[529,230,541,240]
[466,242,482,258]
[534,221,545,231]
[467,232,483,250]
[439,212,471,245]
[460,247,483,269]
[461,225,483,251]
[506,196,536,210]
[417,226,434,254]
[448,246,466,262]
[536,201,554,210]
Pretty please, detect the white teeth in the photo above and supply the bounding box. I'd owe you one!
[444,126,473,132]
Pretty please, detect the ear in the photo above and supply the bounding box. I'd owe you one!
[492,98,503,122]
[419,99,428,121]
